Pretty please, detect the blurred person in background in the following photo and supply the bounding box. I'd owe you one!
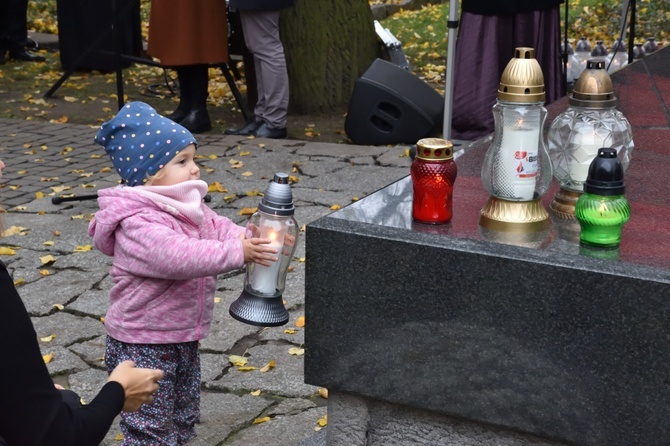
[148,0,229,133]
[0,0,46,64]
[225,0,294,139]
[451,0,565,141]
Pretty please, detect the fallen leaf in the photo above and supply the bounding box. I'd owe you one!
[2,226,28,236]
[35,192,45,199]
[43,241,55,246]
[13,278,25,286]
[245,190,263,197]
[237,366,257,372]
[317,415,328,427]
[288,347,305,356]
[208,181,228,193]
[214,297,221,303]
[294,316,305,327]
[239,150,250,156]
[241,171,253,177]
[250,390,262,396]
[53,304,64,311]
[295,257,306,263]
[51,185,72,193]
[39,269,50,276]
[238,207,257,216]
[0,247,17,255]
[318,388,328,399]
[208,154,218,159]
[17,170,28,175]
[115,433,124,441]
[284,328,297,335]
[64,96,78,103]
[330,204,342,210]
[40,255,57,265]
[43,352,55,364]
[228,355,248,366]
[53,230,61,236]
[253,417,271,425]
[40,334,56,343]
[260,359,275,373]
[73,245,92,252]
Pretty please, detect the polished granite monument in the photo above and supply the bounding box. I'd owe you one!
[305,47,670,445]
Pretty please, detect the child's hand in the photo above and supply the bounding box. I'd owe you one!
[241,237,278,266]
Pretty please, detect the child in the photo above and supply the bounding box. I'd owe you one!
[89,101,276,445]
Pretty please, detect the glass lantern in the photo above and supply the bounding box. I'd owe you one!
[606,39,628,74]
[229,172,298,327]
[479,47,552,233]
[547,59,634,220]
[574,37,592,79]
[643,37,659,54]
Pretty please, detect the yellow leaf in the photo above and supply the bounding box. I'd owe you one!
[53,230,61,236]
[208,154,218,159]
[13,278,25,286]
[53,304,64,311]
[288,175,300,184]
[260,359,275,373]
[0,247,17,255]
[352,196,359,202]
[241,171,253,177]
[300,224,306,232]
[43,352,55,364]
[317,415,328,427]
[253,417,271,425]
[40,334,56,342]
[100,316,105,324]
[23,143,32,149]
[288,347,305,356]
[64,96,78,103]
[8,185,20,190]
[208,181,228,193]
[71,215,85,220]
[43,241,55,246]
[35,191,45,199]
[214,297,221,303]
[238,207,257,216]
[13,206,26,211]
[39,269,50,276]
[250,390,262,396]
[40,255,57,265]
[115,433,124,441]
[284,328,297,335]
[51,185,72,193]
[2,226,28,236]
[245,190,263,197]
[257,143,266,148]
[237,366,257,372]
[295,257,306,263]
[318,388,328,399]
[330,204,342,210]
[17,170,28,175]
[73,245,92,252]
[228,355,248,366]
[239,150,250,156]
[294,316,305,327]
[100,167,111,172]
[91,154,104,159]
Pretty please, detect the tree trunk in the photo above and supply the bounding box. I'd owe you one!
[280,0,382,114]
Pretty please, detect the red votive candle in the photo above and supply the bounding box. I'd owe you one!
[411,138,458,224]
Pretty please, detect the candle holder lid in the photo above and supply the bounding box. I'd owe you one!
[497,47,546,103]
[584,148,625,195]
[258,172,294,216]
[415,138,453,161]
[570,59,618,108]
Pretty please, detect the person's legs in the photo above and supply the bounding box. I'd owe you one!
[239,9,288,130]
[5,0,28,53]
[173,342,200,445]
[177,64,212,133]
[105,337,180,446]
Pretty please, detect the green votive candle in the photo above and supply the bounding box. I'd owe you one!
[575,148,630,248]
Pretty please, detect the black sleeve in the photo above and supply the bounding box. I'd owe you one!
[0,262,124,445]
[462,0,564,16]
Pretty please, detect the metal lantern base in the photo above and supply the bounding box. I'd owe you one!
[550,187,582,220]
[479,196,550,233]
[229,290,289,327]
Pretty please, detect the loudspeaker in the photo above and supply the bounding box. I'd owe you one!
[345,59,444,145]
[56,0,142,72]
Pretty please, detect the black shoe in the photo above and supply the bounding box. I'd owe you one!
[224,118,261,136]
[8,50,45,63]
[179,109,212,134]
[167,108,188,123]
[253,122,287,139]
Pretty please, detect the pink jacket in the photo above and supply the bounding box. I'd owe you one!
[88,180,246,344]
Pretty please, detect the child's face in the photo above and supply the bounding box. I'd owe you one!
[147,144,200,186]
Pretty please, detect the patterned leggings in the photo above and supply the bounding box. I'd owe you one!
[105,336,201,446]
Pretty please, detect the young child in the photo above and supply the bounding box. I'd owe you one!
[89,101,276,445]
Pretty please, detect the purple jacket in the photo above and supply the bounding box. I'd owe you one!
[88,181,246,344]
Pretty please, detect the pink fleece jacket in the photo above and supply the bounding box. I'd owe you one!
[88,180,246,344]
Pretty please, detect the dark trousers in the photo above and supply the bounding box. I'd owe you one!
[0,0,29,53]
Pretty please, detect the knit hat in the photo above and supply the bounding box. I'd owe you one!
[94,101,197,186]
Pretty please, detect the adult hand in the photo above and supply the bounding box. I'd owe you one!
[107,360,164,412]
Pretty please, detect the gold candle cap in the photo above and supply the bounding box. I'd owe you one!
[415,138,454,161]
[497,47,546,103]
[570,59,618,109]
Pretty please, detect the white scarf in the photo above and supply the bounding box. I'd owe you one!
[129,180,209,225]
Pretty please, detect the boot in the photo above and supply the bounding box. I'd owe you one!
[167,67,191,123]
[179,65,212,134]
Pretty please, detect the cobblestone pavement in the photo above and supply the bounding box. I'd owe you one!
[0,117,411,445]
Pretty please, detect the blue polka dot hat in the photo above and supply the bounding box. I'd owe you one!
[94,101,197,186]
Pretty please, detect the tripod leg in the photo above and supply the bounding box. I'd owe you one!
[220,63,253,122]
[111,0,125,109]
